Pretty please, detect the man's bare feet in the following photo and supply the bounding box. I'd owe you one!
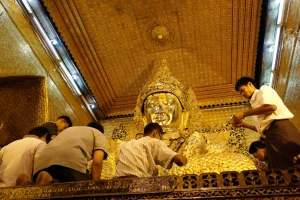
[36,171,53,185]
[293,154,300,167]
[16,173,32,186]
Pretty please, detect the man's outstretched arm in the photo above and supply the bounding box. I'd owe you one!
[232,121,257,132]
[234,104,277,122]
[91,150,105,180]
[172,154,187,166]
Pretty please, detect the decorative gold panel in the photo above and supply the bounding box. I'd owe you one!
[137,13,182,53]
[2,171,300,199]
[0,78,46,146]
[42,0,262,117]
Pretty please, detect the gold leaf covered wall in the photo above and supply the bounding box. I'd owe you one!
[0,78,46,145]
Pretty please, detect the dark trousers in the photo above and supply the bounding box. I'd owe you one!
[265,119,300,169]
[34,165,91,183]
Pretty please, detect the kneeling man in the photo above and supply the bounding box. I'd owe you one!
[33,122,108,184]
[114,123,187,178]
[0,127,48,187]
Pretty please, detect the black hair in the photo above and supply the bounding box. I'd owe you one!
[87,122,104,133]
[144,122,163,136]
[235,77,257,92]
[45,133,57,144]
[29,126,49,138]
[249,141,266,154]
[57,116,73,127]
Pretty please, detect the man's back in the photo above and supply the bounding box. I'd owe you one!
[33,126,108,176]
[114,136,177,177]
[0,137,46,187]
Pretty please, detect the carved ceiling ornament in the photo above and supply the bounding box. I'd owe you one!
[151,26,171,44]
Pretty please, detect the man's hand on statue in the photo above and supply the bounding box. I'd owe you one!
[232,121,244,128]
[172,154,187,166]
[233,111,245,122]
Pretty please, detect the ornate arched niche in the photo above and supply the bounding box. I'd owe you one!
[0,76,47,146]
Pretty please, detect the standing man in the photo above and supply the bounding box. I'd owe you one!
[114,123,187,178]
[41,115,72,143]
[233,76,300,169]
[0,127,49,187]
[33,122,108,185]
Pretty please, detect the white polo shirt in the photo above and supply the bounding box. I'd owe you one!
[114,136,177,178]
[0,136,46,187]
[250,85,293,136]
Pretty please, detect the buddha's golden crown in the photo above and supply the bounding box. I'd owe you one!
[136,59,188,112]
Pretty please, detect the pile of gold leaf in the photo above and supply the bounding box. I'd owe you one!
[159,131,256,176]
[90,131,257,179]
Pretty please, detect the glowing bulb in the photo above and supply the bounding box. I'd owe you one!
[90,104,95,109]
[51,39,58,45]
[157,34,163,39]
[22,0,33,14]
[268,45,274,52]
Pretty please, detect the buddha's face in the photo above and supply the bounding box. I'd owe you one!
[143,93,183,128]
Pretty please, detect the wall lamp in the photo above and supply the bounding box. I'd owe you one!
[269,0,286,88]
[17,0,100,121]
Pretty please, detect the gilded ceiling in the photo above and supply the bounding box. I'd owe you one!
[42,0,262,118]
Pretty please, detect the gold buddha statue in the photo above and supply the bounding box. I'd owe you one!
[131,59,203,153]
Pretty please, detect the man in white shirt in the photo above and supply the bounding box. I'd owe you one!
[114,123,187,178]
[232,76,300,169]
[0,127,48,187]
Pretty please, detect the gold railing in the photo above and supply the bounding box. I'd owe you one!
[2,168,300,199]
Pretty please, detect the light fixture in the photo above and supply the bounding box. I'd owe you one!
[269,0,286,88]
[151,26,169,43]
[51,39,58,45]
[21,0,33,14]
[31,16,61,61]
[17,0,100,121]
[80,97,98,121]
[72,75,78,80]
[268,45,274,52]
[277,0,285,24]
[59,62,82,96]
